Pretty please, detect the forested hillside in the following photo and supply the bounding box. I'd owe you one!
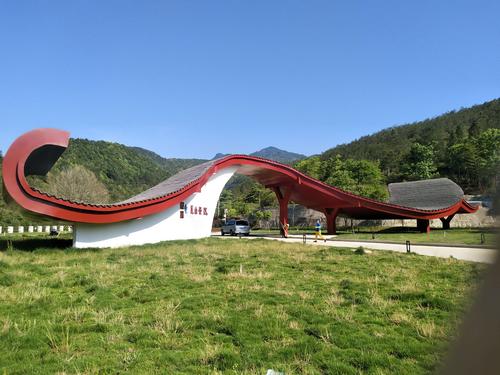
[130,147,205,177]
[320,99,500,192]
[27,139,207,202]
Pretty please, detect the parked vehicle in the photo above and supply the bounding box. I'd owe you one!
[221,219,250,236]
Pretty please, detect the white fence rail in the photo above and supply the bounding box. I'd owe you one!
[0,225,73,234]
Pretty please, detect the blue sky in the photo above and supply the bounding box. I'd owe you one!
[1,0,499,159]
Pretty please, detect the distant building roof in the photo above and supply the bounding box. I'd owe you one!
[388,178,464,210]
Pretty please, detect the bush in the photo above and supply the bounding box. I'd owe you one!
[354,246,365,255]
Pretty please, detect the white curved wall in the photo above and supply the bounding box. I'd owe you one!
[73,166,238,248]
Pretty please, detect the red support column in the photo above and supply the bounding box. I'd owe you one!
[417,219,430,233]
[440,214,455,230]
[272,186,291,237]
[324,208,340,235]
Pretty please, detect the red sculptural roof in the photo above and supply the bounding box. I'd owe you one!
[2,128,478,223]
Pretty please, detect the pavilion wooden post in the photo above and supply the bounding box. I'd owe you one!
[324,208,340,235]
[272,186,291,237]
[417,219,431,233]
[440,214,455,230]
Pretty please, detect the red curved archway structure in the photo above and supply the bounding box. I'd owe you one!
[3,128,478,234]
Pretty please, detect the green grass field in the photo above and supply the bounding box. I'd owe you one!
[0,237,485,374]
[254,227,496,247]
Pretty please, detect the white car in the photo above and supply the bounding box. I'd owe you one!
[221,219,250,236]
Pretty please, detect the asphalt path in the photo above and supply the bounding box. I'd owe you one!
[213,233,497,264]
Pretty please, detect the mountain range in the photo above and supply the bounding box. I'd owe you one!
[212,147,306,163]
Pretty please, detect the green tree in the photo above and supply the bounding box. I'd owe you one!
[218,190,235,218]
[232,201,252,217]
[219,186,266,220]
[445,128,500,193]
[253,209,272,228]
[475,128,500,163]
[475,128,500,192]
[294,156,322,179]
[468,119,481,138]
[39,165,111,204]
[401,143,438,180]
[323,156,357,191]
[322,155,388,200]
[447,143,479,189]
[245,183,275,209]
[447,125,467,148]
[455,125,466,140]
[345,159,388,199]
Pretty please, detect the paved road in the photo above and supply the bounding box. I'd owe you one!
[213,234,497,264]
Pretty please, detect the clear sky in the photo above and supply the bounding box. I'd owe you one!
[1,0,499,159]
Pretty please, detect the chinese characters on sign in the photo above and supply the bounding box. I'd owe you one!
[180,202,208,218]
[190,206,208,215]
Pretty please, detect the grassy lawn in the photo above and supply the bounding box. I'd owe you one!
[332,227,496,246]
[0,237,485,374]
[253,227,496,247]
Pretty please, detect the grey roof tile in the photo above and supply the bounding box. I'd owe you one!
[388,178,464,210]
[117,159,217,204]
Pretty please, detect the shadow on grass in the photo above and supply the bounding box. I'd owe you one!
[0,237,73,252]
